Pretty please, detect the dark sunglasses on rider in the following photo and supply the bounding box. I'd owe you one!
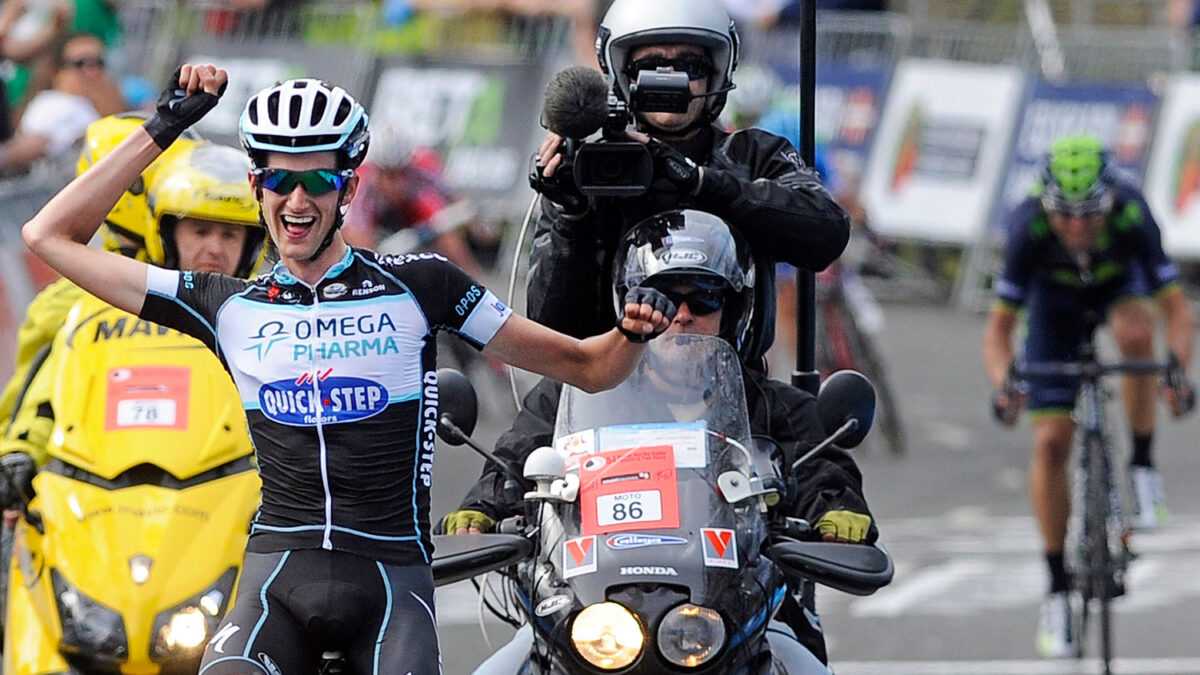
[251,168,354,197]
[66,56,105,70]
[654,286,727,316]
[624,54,714,82]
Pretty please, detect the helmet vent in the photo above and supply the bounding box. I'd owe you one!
[288,94,306,129]
[266,91,281,126]
[334,99,352,126]
[310,93,328,127]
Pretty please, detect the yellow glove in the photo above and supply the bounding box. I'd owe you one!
[442,509,496,535]
[815,510,872,543]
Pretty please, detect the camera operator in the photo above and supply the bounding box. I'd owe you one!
[528,0,850,366]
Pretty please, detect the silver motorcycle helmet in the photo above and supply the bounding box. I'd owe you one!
[596,0,740,120]
[613,209,756,356]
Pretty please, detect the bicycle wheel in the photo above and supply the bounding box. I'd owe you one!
[841,303,905,456]
[1082,433,1116,674]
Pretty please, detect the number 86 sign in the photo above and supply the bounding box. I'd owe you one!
[579,445,680,536]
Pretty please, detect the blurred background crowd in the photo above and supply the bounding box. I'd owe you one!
[2,0,1200,383]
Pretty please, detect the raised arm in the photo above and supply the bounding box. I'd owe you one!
[484,295,672,393]
[21,63,227,315]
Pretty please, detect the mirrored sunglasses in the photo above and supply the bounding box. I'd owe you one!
[252,168,354,196]
[656,286,727,316]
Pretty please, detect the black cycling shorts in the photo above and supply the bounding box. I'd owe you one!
[198,548,441,674]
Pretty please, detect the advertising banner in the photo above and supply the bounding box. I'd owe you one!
[860,58,1025,244]
[816,64,891,191]
[994,81,1157,235]
[366,57,551,205]
[1144,72,1200,259]
[183,41,372,147]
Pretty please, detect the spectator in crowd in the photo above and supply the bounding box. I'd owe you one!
[0,31,123,175]
[0,0,119,120]
[342,123,485,278]
[0,0,74,122]
[1169,0,1200,34]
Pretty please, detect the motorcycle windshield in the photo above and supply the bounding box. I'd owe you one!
[549,335,766,609]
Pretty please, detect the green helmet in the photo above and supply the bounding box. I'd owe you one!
[1040,134,1113,216]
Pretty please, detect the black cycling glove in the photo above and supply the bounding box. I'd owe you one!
[529,153,589,216]
[143,66,227,150]
[646,138,701,194]
[0,452,36,510]
[617,286,677,343]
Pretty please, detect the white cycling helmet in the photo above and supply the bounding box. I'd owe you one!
[596,0,740,120]
[239,78,370,169]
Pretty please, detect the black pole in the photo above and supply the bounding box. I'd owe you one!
[791,0,819,396]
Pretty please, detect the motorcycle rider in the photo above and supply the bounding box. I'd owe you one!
[21,63,676,673]
[528,0,850,368]
[0,113,203,627]
[0,142,266,647]
[445,209,877,669]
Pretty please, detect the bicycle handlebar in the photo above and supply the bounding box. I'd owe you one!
[1015,358,1167,381]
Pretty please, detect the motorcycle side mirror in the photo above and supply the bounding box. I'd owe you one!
[435,368,478,445]
[817,370,875,449]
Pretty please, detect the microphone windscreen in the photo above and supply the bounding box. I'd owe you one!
[542,66,610,139]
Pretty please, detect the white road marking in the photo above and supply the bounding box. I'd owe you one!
[832,658,1200,674]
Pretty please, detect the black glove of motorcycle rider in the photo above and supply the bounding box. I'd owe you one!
[143,65,227,150]
[0,452,36,510]
[646,138,701,195]
[529,154,589,217]
[618,286,677,343]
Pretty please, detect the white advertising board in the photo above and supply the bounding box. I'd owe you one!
[860,58,1025,244]
[1144,72,1200,260]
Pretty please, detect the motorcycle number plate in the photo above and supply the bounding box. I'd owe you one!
[579,445,679,536]
[106,366,190,431]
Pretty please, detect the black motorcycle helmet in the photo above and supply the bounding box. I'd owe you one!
[613,210,755,357]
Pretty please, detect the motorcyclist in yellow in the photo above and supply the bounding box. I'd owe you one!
[0,113,202,638]
[0,141,266,673]
[0,112,202,434]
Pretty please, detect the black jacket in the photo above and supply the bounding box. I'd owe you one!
[527,124,851,363]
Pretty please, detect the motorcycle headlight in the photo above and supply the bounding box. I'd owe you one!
[570,602,644,670]
[150,567,238,662]
[51,569,129,662]
[657,603,726,667]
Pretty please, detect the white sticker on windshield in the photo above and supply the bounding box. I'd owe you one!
[597,422,707,468]
[555,429,597,470]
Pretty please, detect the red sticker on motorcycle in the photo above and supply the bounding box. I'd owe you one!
[563,536,597,579]
[701,528,737,568]
[105,366,190,431]
[579,446,679,536]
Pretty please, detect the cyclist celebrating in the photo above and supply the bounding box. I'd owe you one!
[982,134,1195,658]
[21,63,674,674]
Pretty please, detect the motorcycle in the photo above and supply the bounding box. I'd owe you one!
[428,335,892,674]
[3,296,261,674]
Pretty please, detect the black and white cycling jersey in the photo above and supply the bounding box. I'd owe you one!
[140,247,512,565]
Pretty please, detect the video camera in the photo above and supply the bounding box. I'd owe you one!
[533,66,694,198]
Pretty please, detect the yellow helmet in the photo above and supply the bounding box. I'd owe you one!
[145,143,267,278]
[77,112,204,257]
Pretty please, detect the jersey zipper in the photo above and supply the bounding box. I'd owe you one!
[309,288,335,549]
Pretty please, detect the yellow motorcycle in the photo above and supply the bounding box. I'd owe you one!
[3,294,260,674]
